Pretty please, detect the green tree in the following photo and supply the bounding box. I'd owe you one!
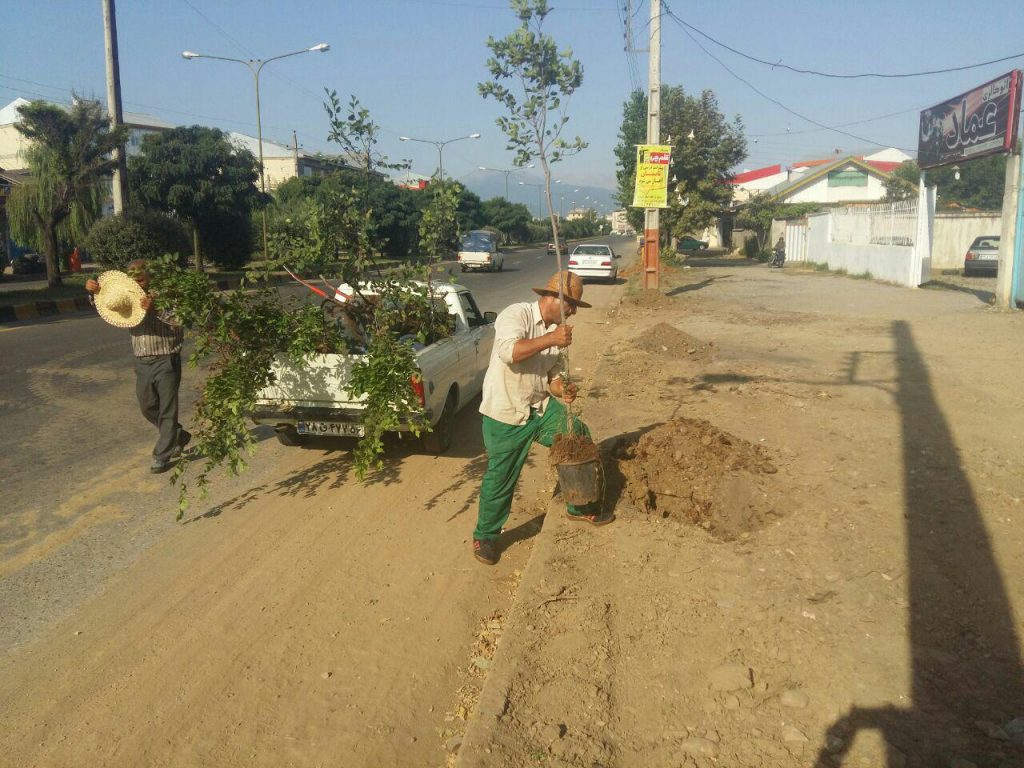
[479,0,586,271]
[7,99,129,287]
[735,194,819,252]
[615,87,746,243]
[885,157,1006,211]
[418,180,462,261]
[84,210,190,269]
[481,197,532,243]
[129,126,262,271]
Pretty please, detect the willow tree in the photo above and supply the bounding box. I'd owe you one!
[479,0,586,272]
[8,99,129,287]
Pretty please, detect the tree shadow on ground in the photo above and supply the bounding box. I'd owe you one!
[665,275,730,296]
[921,278,995,305]
[813,320,1024,767]
[679,255,760,268]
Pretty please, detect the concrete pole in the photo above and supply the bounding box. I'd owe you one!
[643,0,661,290]
[252,65,269,261]
[292,130,299,176]
[102,0,128,214]
[995,149,1020,310]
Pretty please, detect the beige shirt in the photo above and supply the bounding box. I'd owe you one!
[479,301,565,425]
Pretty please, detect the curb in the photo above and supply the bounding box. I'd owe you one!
[454,499,563,767]
[0,275,294,325]
[453,277,629,766]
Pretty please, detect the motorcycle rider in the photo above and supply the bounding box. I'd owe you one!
[771,236,786,268]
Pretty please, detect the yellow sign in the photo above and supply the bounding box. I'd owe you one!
[631,144,672,208]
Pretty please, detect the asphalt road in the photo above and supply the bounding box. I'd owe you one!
[0,235,632,652]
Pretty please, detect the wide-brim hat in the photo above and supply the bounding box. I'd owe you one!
[532,270,591,308]
[95,270,147,328]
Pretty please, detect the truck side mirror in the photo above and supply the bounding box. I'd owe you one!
[483,311,497,324]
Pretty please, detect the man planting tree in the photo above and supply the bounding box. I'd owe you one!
[472,270,613,566]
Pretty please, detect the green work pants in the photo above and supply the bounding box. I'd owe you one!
[474,398,597,542]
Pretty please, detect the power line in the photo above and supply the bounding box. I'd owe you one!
[663,4,1024,79]
[749,104,927,138]
[664,13,915,153]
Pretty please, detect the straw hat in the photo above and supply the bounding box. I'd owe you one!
[532,270,592,308]
[95,270,148,328]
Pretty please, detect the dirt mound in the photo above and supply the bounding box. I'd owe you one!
[613,418,778,539]
[636,322,714,361]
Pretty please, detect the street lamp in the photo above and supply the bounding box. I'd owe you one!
[518,180,545,218]
[181,43,330,261]
[399,132,481,181]
[478,164,534,199]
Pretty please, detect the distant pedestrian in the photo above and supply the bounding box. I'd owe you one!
[69,246,82,273]
[86,259,190,473]
[471,270,612,566]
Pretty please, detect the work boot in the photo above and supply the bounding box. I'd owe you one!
[150,458,172,474]
[473,538,499,566]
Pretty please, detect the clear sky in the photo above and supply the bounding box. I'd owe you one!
[6,0,1024,200]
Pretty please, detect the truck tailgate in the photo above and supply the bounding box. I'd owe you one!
[256,354,365,409]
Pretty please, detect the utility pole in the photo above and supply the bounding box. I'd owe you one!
[102,0,128,214]
[292,130,300,177]
[644,0,662,290]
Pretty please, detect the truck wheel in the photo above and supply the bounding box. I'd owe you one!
[423,390,457,454]
[275,426,306,447]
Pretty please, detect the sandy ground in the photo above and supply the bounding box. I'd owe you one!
[3,258,1023,768]
[455,259,1024,768]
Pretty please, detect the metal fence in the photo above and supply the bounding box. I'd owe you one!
[830,199,918,247]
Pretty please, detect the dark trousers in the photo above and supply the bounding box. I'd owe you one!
[134,353,184,462]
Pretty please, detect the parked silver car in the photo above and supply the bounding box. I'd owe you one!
[964,235,999,277]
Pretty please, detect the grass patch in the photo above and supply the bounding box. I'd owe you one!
[0,273,91,307]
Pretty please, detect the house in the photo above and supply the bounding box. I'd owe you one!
[227,132,334,190]
[758,155,895,205]
[395,171,432,191]
[730,148,910,206]
[0,97,173,171]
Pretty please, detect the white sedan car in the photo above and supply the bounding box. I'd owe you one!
[567,244,618,283]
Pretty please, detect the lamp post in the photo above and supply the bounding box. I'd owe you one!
[182,43,330,261]
[478,164,533,199]
[518,181,545,218]
[399,133,481,181]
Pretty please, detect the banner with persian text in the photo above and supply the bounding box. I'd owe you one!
[918,70,1022,170]
[631,144,672,208]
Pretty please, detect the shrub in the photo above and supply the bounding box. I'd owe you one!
[84,210,190,269]
[743,235,759,259]
[201,211,257,270]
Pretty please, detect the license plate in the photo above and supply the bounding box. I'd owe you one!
[297,421,365,437]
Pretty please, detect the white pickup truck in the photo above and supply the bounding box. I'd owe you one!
[252,283,495,453]
[457,230,505,272]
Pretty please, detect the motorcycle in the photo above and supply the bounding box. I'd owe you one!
[769,246,785,268]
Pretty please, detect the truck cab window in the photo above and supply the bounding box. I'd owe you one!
[458,292,486,328]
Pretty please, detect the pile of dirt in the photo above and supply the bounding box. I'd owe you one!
[636,322,714,362]
[613,418,778,539]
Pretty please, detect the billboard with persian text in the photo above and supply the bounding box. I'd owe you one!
[918,71,1022,170]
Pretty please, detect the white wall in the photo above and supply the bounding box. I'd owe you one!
[931,213,1002,270]
[802,211,925,286]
